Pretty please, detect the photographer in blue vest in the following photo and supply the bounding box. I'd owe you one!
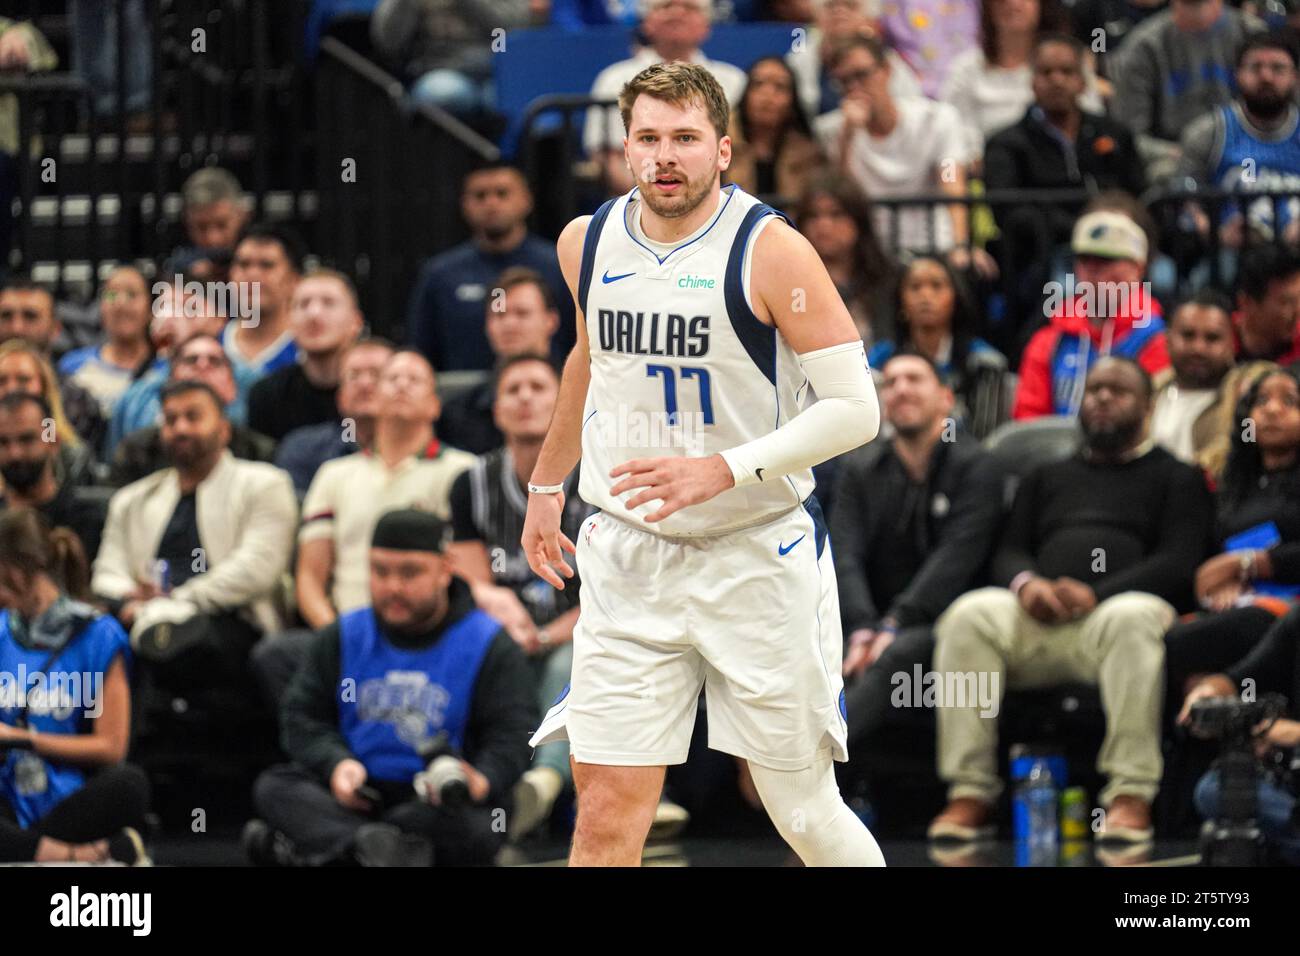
[245,508,537,866]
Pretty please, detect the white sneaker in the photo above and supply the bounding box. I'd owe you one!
[510,766,564,842]
[648,798,690,842]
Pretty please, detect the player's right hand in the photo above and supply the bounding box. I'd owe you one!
[522,490,577,589]
[331,758,371,811]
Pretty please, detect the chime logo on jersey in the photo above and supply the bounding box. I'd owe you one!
[596,309,710,357]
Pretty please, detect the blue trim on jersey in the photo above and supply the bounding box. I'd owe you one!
[802,492,828,560]
[723,202,792,387]
[623,183,739,266]
[578,196,619,318]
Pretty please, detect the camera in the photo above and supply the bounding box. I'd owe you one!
[1189,693,1289,866]
[412,731,470,808]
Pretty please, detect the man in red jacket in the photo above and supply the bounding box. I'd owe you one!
[1013,210,1170,419]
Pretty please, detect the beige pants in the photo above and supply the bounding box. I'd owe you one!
[933,587,1174,807]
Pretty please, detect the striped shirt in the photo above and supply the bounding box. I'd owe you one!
[449,447,590,625]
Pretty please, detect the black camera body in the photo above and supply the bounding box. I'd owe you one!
[1189,693,1289,866]
[413,731,470,808]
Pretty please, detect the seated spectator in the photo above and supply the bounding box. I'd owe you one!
[165,168,249,284]
[929,357,1212,843]
[0,279,106,454]
[370,0,533,118]
[1013,209,1169,419]
[296,351,476,630]
[585,0,747,194]
[407,165,572,372]
[942,0,1103,162]
[724,56,824,201]
[878,0,980,99]
[832,352,1002,796]
[814,34,993,272]
[0,393,107,562]
[869,255,1012,439]
[223,223,305,379]
[109,333,276,488]
[784,0,925,120]
[1164,366,1300,716]
[1197,360,1279,480]
[983,34,1144,328]
[106,278,237,456]
[0,341,96,488]
[1178,605,1300,863]
[0,508,150,865]
[1112,0,1264,182]
[448,354,591,841]
[1232,243,1300,365]
[92,381,297,647]
[794,173,899,348]
[248,269,363,442]
[1069,0,1167,82]
[276,338,395,497]
[439,267,559,455]
[57,266,156,419]
[246,509,535,867]
[1150,290,1237,464]
[1176,35,1300,250]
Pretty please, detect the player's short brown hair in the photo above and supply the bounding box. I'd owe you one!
[618,62,730,141]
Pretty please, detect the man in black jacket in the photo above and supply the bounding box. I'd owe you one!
[832,352,1002,775]
[984,33,1146,335]
[245,508,537,867]
[929,358,1212,844]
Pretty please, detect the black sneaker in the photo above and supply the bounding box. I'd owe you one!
[242,819,301,867]
[353,822,434,867]
[107,827,152,866]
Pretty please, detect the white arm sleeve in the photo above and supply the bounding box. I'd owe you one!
[719,340,880,490]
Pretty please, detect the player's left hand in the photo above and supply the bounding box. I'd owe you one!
[609,454,735,522]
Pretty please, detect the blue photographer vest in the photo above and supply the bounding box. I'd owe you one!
[337,606,498,782]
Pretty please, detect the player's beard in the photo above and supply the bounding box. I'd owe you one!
[638,165,717,220]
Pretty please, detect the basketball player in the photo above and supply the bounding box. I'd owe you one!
[522,62,885,867]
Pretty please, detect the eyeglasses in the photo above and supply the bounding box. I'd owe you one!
[832,65,878,92]
[175,353,228,369]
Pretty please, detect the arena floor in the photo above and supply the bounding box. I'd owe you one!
[146,828,1201,867]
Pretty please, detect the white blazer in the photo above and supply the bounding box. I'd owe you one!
[92,450,298,639]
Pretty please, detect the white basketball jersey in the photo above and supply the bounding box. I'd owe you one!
[576,183,814,537]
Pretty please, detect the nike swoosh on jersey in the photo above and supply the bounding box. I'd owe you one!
[755,467,765,481]
[601,269,636,283]
[778,535,805,555]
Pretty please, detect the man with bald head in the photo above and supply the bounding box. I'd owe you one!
[296,350,476,631]
[929,357,1213,845]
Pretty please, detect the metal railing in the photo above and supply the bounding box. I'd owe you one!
[4,0,309,299]
[312,36,499,339]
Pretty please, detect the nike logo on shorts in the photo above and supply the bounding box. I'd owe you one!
[778,535,805,555]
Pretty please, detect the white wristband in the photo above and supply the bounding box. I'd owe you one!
[528,482,565,495]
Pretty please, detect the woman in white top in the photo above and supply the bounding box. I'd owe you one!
[941,0,1105,165]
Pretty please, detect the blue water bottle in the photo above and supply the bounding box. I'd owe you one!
[1013,758,1059,846]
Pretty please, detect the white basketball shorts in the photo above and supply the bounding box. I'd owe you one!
[529,495,848,771]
